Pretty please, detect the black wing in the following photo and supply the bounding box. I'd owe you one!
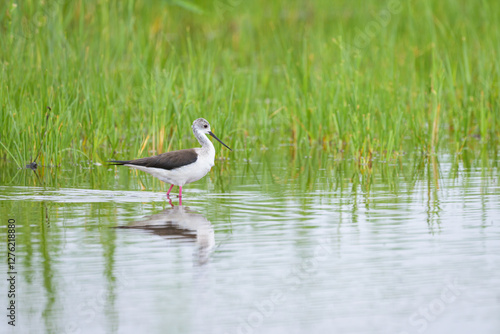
[109,149,198,170]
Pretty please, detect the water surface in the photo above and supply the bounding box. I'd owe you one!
[1,151,499,334]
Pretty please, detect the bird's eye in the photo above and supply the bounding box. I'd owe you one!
[204,125,208,128]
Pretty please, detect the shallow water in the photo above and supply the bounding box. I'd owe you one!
[1,151,499,334]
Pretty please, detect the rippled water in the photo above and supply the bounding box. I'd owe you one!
[1,151,499,334]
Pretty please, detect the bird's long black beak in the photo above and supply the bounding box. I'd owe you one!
[209,131,232,151]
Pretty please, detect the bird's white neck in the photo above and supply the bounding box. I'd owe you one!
[193,127,214,153]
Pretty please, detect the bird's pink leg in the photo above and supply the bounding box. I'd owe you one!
[166,184,174,196]
[179,186,182,206]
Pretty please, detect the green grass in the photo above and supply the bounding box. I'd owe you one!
[0,0,499,168]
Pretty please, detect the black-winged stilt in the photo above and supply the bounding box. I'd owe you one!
[109,118,231,204]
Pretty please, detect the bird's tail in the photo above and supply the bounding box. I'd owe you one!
[107,160,130,166]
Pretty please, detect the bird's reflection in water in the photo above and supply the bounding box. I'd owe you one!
[122,202,215,265]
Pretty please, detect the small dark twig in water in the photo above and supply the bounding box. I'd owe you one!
[26,106,51,170]
[25,162,38,170]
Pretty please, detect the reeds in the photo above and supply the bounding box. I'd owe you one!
[1,0,498,167]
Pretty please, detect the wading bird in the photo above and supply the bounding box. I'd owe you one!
[109,118,231,205]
